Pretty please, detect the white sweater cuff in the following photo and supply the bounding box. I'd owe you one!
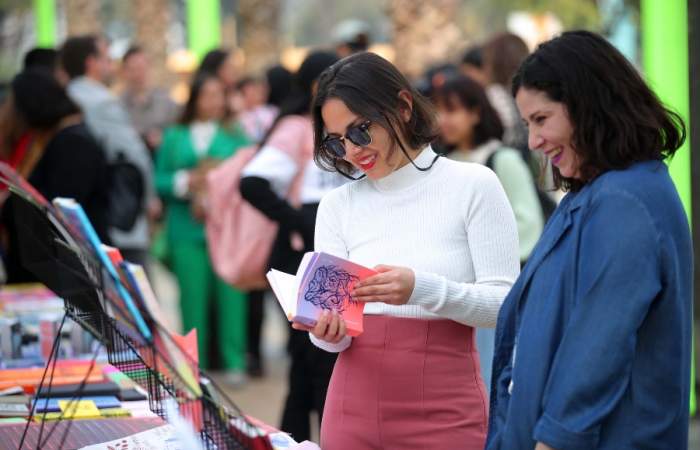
[309,333,352,353]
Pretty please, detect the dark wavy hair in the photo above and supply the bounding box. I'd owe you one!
[512,30,686,192]
[433,75,504,148]
[312,52,437,176]
[196,49,230,76]
[12,70,80,129]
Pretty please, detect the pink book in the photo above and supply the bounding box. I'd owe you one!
[266,252,375,337]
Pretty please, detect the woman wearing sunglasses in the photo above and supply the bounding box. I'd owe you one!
[293,52,520,449]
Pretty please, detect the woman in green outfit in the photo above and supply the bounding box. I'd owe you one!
[155,72,250,380]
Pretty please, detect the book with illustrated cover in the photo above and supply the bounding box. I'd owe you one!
[52,197,152,341]
[266,252,375,337]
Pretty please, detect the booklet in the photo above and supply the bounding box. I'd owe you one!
[266,252,375,337]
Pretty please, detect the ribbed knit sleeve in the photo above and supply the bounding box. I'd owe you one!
[407,168,519,327]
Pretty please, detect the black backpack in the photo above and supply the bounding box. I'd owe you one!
[485,148,557,223]
[107,152,144,231]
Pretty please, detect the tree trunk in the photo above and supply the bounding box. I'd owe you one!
[387,0,462,80]
[131,0,173,89]
[62,0,101,35]
[237,0,280,74]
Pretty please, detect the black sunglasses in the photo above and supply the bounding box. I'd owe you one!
[322,120,372,158]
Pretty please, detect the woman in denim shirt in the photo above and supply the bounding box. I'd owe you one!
[486,31,692,450]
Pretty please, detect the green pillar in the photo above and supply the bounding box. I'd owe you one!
[186,0,222,61]
[641,0,695,417]
[33,0,56,47]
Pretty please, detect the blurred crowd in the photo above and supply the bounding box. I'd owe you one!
[0,25,553,440]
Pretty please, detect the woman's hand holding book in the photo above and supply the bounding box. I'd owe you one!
[293,310,347,344]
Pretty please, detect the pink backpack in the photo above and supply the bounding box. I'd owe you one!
[205,116,312,290]
[205,146,277,290]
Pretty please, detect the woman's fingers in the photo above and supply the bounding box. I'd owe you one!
[311,310,331,338]
[291,322,313,332]
[325,311,340,338]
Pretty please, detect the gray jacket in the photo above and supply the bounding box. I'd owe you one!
[67,76,153,250]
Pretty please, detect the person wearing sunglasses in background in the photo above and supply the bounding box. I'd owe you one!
[293,52,519,450]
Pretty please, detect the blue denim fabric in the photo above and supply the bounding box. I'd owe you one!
[486,161,693,450]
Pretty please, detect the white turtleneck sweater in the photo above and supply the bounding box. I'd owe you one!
[310,146,520,353]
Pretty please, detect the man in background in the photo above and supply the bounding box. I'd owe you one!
[60,34,154,266]
[120,46,179,154]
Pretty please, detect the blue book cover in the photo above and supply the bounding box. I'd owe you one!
[52,198,152,341]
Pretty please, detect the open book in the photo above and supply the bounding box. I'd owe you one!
[266,252,376,337]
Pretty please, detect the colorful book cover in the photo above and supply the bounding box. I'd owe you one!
[266,252,374,337]
[33,396,121,413]
[52,198,152,341]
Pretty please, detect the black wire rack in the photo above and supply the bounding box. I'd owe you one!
[6,180,273,450]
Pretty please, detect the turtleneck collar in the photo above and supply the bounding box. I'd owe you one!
[371,145,440,192]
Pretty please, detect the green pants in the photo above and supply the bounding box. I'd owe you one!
[170,240,247,370]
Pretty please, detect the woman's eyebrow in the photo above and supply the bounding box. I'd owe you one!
[326,118,363,137]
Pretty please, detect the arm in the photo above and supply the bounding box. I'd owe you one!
[239,144,311,241]
[493,149,544,261]
[307,189,353,353]
[407,169,520,327]
[532,191,661,449]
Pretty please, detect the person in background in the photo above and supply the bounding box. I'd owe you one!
[487,31,692,450]
[244,64,294,379]
[460,45,489,87]
[197,48,239,93]
[332,19,371,58]
[23,47,68,84]
[304,51,519,450]
[239,51,345,442]
[434,74,544,394]
[155,72,250,381]
[0,48,63,171]
[233,76,277,143]
[60,35,154,267]
[481,32,530,151]
[265,65,293,110]
[120,45,179,154]
[2,70,110,282]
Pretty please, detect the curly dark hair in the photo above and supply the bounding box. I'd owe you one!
[512,30,686,192]
[312,52,438,177]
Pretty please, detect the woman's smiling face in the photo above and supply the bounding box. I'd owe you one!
[321,97,409,180]
[515,87,580,179]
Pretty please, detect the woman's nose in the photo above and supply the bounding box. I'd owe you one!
[528,133,544,151]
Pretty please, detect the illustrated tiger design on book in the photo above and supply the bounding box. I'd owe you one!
[303,265,359,313]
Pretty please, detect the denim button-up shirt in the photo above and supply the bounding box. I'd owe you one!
[486,161,693,450]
